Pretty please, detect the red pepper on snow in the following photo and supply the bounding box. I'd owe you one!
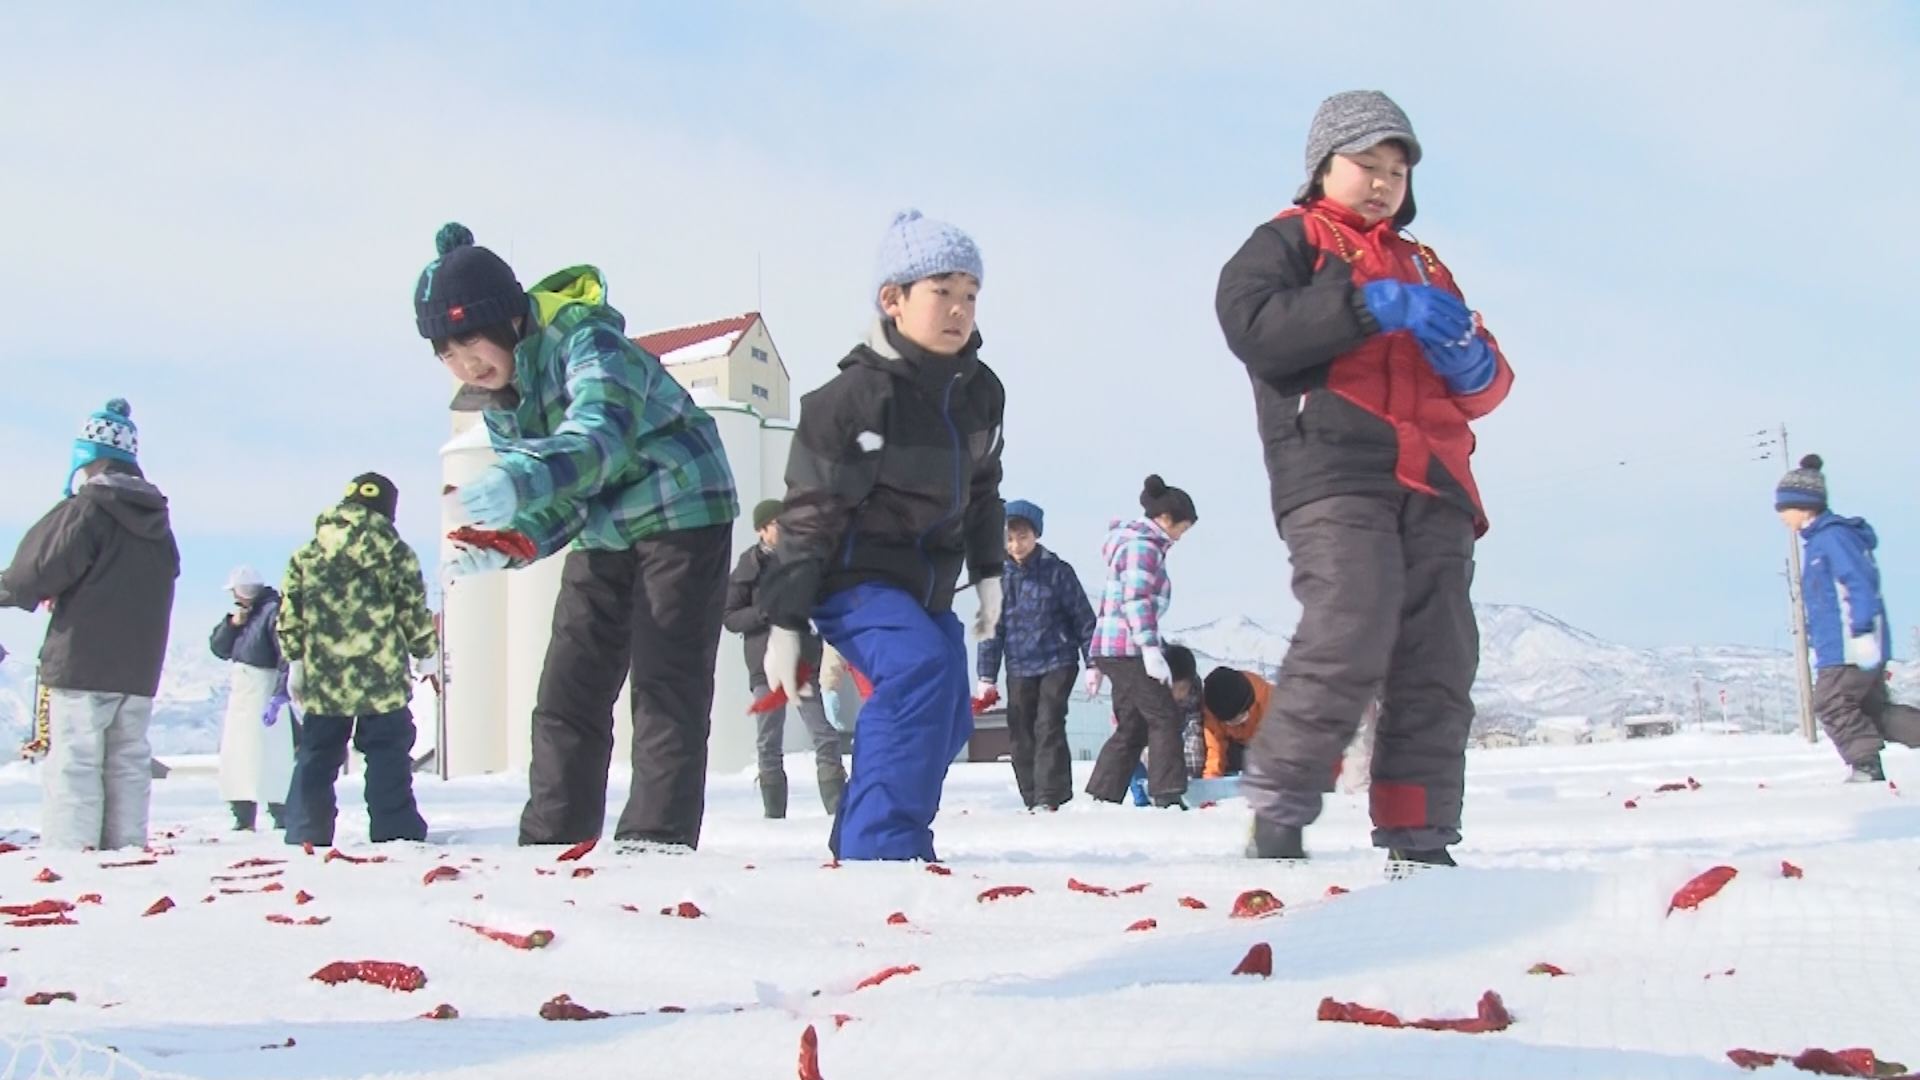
[925,864,953,876]
[1780,861,1804,879]
[8,915,77,927]
[1232,942,1273,977]
[142,897,175,917]
[1230,889,1283,919]
[660,901,705,919]
[0,899,73,918]
[323,849,387,865]
[1067,877,1115,897]
[1177,896,1208,910]
[1667,865,1738,915]
[976,885,1033,903]
[853,964,920,991]
[1125,918,1157,933]
[24,991,77,1006]
[885,912,910,926]
[1527,962,1570,977]
[421,866,462,885]
[33,868,60,883]
[798,1024,826,1080]
[558,839,597,862]
[310,961,427,992]
[539,993,611,1021]
[453,920,554,950]
[420,1004,460,1020]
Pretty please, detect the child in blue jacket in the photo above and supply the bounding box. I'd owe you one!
[1776,455,1920,781]
[975,499,1096,810]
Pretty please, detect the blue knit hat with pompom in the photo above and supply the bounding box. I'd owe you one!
[68,398,138,495]
[414,222,526,342]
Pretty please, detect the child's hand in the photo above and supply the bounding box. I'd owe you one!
[1362,280,1471,343]
[444,545,511,582]
[1084,667,1105,700]
[444,468,519,530]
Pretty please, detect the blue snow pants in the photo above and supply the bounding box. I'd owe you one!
[813,583,972,861]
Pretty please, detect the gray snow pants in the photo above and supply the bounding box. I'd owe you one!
[1813,665,1920,766]
[42,690,153,851]
[1086,657,1188,804]
[1243,493,1479,851]
[518,524,731,849]
[751,678,846,782]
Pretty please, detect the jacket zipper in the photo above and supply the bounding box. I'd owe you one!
[915,373,967,607]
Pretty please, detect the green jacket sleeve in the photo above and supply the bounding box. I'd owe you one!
[495,324,655,524]
[276,555,307,664]
[390,541,438,662]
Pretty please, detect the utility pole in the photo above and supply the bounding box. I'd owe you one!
[1779,423,1818,743]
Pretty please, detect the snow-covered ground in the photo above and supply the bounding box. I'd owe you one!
[2,734,1917,1079]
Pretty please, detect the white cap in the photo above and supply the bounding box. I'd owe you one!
[225,565,266,595]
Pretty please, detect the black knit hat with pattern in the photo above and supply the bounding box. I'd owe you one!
[415,223,525,342]
[344,472,399,521]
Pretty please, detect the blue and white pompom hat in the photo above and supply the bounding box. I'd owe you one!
[68,398,139,495]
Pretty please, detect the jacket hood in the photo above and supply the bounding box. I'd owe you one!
[310,501,397,554]
[1102,517,1170,563]
[1806,513,1877,552]
[80,469,172,541]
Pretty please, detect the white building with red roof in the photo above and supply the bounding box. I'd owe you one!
[633,311,792,421]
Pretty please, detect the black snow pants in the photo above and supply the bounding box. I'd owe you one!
[1813,665,1920,766]
[1086,657,1188,805]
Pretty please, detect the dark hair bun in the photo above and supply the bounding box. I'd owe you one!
[1800,454,1823,471]
[1141,475,1168,503]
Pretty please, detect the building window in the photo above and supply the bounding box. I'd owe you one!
[691,377,719,389]
[751,347,769,363]
[751,385,771,400]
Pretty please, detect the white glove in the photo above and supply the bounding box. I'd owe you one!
[286,661,307,706]
[971,576,1004,640]
[444,546,511,582]
[415,654,442,693]
[1846,632,1884,670]
[975,679,996,701]
[763,626,810,700]
[1141,645,1171,685]
[1084,667,1105,700]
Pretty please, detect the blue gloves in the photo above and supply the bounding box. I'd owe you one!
[1362,280,1473,343]
[1362,279,1495,396]
[449,468,520,530]
[444,546,511,582]
[1423,337,1497,396]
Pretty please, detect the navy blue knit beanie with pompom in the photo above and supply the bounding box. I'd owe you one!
[414,222,525,341]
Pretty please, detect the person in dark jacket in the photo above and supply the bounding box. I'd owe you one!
[759,209,1005,862]
[974,499,1095,810]
[0,399,179,850]
[209,565,294,831]
[1776,455,1920,782]
[1215,91,1513,866]
[725,499,846,818]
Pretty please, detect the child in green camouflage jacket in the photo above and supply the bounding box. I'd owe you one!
[278,473,437,845]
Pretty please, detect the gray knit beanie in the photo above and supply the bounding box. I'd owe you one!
[1295,90,1423,226]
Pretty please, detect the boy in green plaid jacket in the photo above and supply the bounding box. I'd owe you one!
[421,223,738,851]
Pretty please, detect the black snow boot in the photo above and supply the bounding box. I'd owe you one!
[818,771,846,816]
[1246,817,1307,860]
[266,802,287,830]
[759,771,789,819]
[1845,756,1886,783]
[230,801,257,831]
[1386,847,1457,878]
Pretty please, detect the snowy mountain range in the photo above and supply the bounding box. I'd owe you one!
[1171,603,1918,734]
[2,603,1911,750]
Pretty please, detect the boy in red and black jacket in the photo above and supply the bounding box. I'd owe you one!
[1215,90,1513,866]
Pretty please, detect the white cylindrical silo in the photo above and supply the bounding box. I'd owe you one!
[705,401,764,775]
[440,423,510,778]
[505,550,565,778]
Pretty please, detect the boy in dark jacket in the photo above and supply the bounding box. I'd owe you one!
[725,499,847,818]
[759,209,1005,862]
[975,499,1095,810]
[0,399,179,850]
[1776,455,1920,782]
[423,224,739,850]
[278,474,438,845]
[1216,91,1513,865]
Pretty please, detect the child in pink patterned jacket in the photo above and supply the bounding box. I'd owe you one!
[1084,475,1198,807]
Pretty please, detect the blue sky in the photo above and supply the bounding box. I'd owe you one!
[2,1,1917,659]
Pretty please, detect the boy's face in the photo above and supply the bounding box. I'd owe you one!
[1171,678,1194,703]
[1321,142,1409,225]
[757,522,781,548]
[1005,521,1038,562]
[1779,508,1814,531]
[438,329,516,391]
[880,273,979,357]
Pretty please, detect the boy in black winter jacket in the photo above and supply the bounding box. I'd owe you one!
[758,209,1005,862]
